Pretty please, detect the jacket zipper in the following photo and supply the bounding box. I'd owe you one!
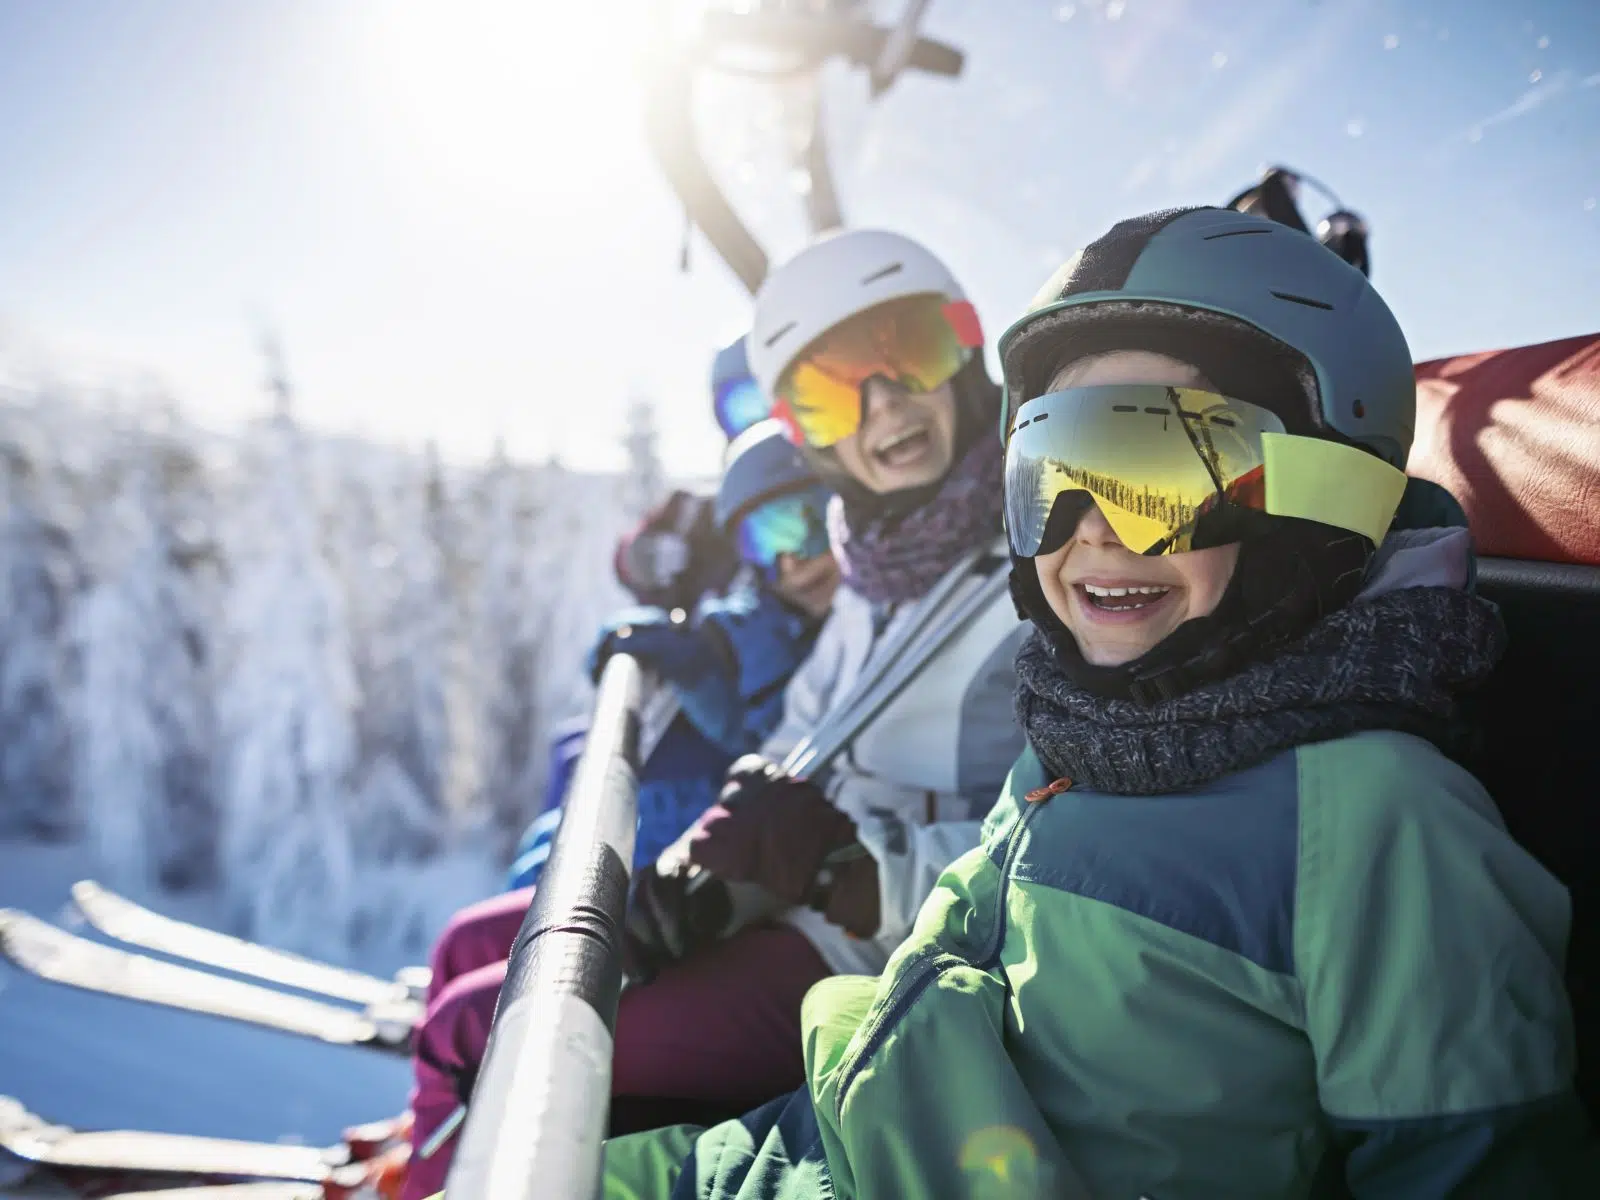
[834,798,1046,1121]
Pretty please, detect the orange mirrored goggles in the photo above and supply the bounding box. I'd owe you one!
[772,294,983,448]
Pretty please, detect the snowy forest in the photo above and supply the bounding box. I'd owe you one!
[0,367,646,962]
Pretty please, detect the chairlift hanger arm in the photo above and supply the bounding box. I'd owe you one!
[645,4,966,292]
[697,8,963,82]
[641,50,770,295]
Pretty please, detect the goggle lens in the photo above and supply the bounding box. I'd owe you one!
[774,294,982,448]
[735,487,833,569]
[1004,385,1406,557]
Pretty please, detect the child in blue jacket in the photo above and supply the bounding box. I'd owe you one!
[507,419,837,886]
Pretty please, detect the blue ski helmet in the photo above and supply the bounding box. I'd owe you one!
[711,334,773,441]
[717,420,833,570]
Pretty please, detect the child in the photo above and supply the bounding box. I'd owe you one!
[599,207,1588,1198]
[511,335,783,885]
[507,419,839,888]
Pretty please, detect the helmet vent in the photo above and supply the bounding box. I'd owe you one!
[1270,290,1334,311]
[764,320,797,349]
[861,262,904,285]
[1202,228,1273,241]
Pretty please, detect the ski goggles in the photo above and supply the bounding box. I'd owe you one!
[773,293,984,449]
[713,375,773,441]
[1004,384,1407,558]
[735,486,833,570]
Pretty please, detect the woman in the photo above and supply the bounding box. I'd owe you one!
[404,230,1027,1199]
[600,207,1588,1198]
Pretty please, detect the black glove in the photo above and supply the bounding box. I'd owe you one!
[688,756,858,909]
[620,858,733,986]
[687,754,880,938]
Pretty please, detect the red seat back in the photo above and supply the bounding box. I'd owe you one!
[1408,332,1600,566]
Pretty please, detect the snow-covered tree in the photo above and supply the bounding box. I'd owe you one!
[332,444,451,857]
[67,415,216,889]
[471,458,548,854]
[622,396,666,516]
[0,407,80,837]
[421,443,483,822]
[213,413,360,956]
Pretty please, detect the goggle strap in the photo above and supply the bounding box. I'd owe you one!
[1261,432,1408,544]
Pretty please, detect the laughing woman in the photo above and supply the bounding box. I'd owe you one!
[404,230,1028,1199]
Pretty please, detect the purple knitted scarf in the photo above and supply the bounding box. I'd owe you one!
[826,435,1006,606]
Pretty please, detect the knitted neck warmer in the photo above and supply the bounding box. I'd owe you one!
[827,433,1005,606]
[1014,584,1505,795]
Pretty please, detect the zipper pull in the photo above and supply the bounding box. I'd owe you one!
[1024,777,1072,804]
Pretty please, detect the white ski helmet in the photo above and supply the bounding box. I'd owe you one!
[748,229,976,403]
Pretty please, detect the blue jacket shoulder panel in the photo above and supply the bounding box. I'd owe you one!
[695,585,818,698]
[1008,750,1301,975]
[686,584,821,754]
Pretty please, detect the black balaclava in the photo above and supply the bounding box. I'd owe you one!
[801,354,1000,526]
[1005,213,1379,704]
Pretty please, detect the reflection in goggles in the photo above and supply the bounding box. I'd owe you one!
[774,293,981,449]
[735,487,833,570]
[1005,385,1406,557]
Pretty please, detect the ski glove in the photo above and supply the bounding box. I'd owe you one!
[588,605,708,683]
[621,857,734,987]
[613,490,740,612]
[686,755,881,939]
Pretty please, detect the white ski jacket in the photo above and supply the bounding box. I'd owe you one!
[760,537,1027,976]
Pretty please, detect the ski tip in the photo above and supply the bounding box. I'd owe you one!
[392,964,432,1000]
[0,1093,41,1137]
[101,1186,323,1199]
[0,908,48,957]
[69,879,104,906]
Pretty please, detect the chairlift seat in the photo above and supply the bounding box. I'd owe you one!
[1408,331,1600,1121]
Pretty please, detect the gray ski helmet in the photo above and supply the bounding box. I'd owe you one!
[999,207,1415,467]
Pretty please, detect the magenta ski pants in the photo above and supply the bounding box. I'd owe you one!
[404,888,831,1200]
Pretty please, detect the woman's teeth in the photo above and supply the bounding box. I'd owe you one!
[1081,583,1171,611]
[873,428,929,466]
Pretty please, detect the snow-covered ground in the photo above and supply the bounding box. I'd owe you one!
[0,837,412,1150]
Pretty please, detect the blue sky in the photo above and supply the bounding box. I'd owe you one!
[0,0,1595,474]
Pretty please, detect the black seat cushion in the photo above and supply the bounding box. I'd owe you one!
[1473,557,1600,1120]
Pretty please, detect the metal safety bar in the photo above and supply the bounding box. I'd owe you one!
[444,654,657,1200]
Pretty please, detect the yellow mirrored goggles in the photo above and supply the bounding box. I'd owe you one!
[772,293,983,449]
[1004,384,1408,557]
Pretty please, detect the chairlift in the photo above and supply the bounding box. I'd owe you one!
[641,0,965,294]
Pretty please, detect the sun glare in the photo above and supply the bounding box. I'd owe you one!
[358,0,648,205]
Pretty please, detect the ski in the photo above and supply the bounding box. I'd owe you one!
[69,883,430,1008]
[0,1099,365,1195]
[0,912,415,1053]
[103,1186,320,1199]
